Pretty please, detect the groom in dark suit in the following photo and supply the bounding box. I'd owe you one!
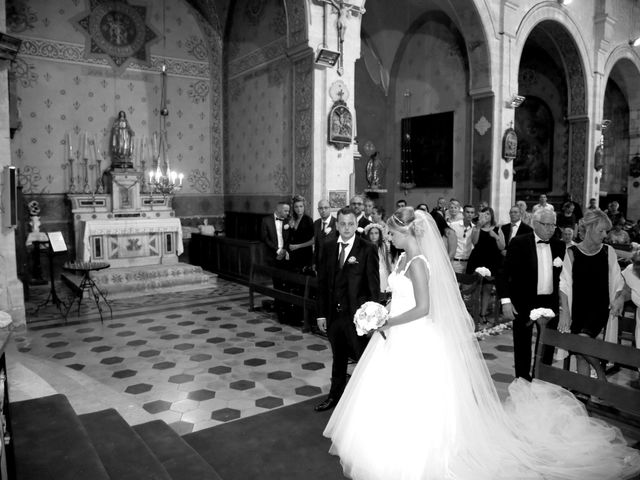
[500,209,566,381]
[314,206,380,412]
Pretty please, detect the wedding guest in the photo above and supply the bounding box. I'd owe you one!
[467,207,505,326]
[606,201,623,225]
[313,199,337,269]
[606,217,631,245]
[350,195,371,234]
[561,227,577,248]
[516,200,533,226]
[500,204,533,249]
[559,209,625,378]
[563,193,583,221]
[260,201,291,323]
[288,195,315,273]
[446,199,463,224]
[416,203,429,212]
[371,205,386,225]
[576,218,586,242]
[501,209,566,380]
[431,197,447,217]
[617,252,640,389]
[363,197,375,222]
[396,199,407,209]
[430,211,457,261]
[449,204,475,274]
[631,220,640,243]
[587,197,598,210]
[532,194,554,214]
[364,223,394,301]
[556,201,578,236]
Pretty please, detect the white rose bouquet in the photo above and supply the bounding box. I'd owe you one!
[475,267,491,277]
[528,308,556,327]
[354,301,389,339]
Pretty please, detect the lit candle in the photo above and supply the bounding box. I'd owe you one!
[84,132,90,160]
[149,171,154,183]
[178,173,184,186]
[170,171,177,183]
[66,132,72,159]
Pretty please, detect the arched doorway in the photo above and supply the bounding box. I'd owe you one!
[515,20,588,207]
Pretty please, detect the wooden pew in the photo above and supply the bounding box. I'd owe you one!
[248,263,318,331]
[534,317,640,443]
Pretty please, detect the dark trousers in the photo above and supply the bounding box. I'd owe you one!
[512,294,558,381]
[327,309,368,399]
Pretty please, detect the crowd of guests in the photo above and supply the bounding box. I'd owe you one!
[260,192,640,385]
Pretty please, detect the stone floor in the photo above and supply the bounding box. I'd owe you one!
[7,275,635,436]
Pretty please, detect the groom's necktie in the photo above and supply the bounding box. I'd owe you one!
[338,242,347,269]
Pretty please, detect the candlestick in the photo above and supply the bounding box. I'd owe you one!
[96,158,104,194]
[68,157,76,193]
[83,157,91,194]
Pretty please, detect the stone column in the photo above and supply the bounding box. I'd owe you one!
[0,0,25,326]
[628,109,640,221]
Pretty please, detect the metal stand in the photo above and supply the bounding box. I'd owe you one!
[33,247,67,319]
[64,265,112,323]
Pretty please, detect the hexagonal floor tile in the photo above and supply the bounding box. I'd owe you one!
[148,326,166,332]
[168,373,195,384]
[137,318,154,324]
[205,316,221,322]
[139,349,161,358]
[127,339,147,347]
[177,321,194,326]
[187,389,216,401]
[82,336,103,343]
[237,332,255,338]
[301,362,325,371]
[277,351,298,359]
[143,400,172,414]
[191,328,209,335]
[169,420,194,435]
[100,356,124,365]
[42,332,62,338]
[220,323,237,329]
[495,345,514,353]
[190,353,212,362]
[209,366,232,375]
[152,361,176,370]
[255,396,284,409]
[264,326,282,333]
[244,358,266,367]
[66,364,85,371]
[53,352,75,360]
[166,314,182,319]
[223,347,244,355]
[284,335,303,341]
[125,383,153,394]
[267,370,292,380]
[255,341,275,348]
[482,353,498,361]
[160,334,180,341]
[91,345,112,353]
[216,306,231,311]
[112,369,137,379]
[192,310,208,315]
[174,343,195,351]
[46,342,69,348]
[206,337,226,344]
[76,328,94,333]
[230,380,255,391]
[107,323,125,329]
[295,385,322,397]
[307,344,328,351]
[491,372,514,384]
[210,408,240,422]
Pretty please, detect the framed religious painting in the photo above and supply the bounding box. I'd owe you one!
[513,97,553,191]
[502,128,517,162]
[328,100,352,149]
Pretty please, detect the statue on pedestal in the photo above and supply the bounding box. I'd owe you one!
[366,151,384,190]
[111,111,134,169]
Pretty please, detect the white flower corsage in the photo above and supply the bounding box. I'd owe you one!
[552,257,563,268]
[475,267,491,277]
[324,226,332,234]
[528,308,555,327]
[347,256,358,265]
[356,227,364,233]
[283,224,290,230]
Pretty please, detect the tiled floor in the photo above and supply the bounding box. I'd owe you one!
[7,275,583,435]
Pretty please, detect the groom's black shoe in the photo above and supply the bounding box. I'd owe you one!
[314,397,338,412]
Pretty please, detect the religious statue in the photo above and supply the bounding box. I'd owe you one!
[111,111,134,169]
[366,152,384,190]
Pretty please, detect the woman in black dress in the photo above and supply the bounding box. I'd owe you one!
[559,209,625,377]
[287,194,314,273]
[466,206,505,325]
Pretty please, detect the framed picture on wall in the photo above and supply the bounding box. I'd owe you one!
[513,97,553,191]
[329,190,347,208]
[401,112,454,188]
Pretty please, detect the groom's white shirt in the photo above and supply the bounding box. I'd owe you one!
[337,235,355,262]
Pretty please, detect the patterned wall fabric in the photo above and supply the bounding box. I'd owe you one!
[9,0,213,195]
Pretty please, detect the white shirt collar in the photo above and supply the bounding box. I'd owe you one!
[338,235,356,247]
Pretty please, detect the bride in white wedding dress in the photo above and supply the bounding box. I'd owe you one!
[324,207,640,480]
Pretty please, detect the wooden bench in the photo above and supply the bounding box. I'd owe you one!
[534,317,640,444]
[248,264,318,330]
[455,272,500,325]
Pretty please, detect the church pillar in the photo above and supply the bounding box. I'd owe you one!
[567,115,590,206]
[628,109,640,220]
[470,91,496,207]
[0,0,25,326]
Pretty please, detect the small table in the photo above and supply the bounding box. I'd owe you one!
[63,262,112,323]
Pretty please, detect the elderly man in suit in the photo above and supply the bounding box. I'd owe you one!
[501,204,534,248]
[313,199,337,269]
[315,206,380,412]
[500,209,566,381]
[260,201,291,323]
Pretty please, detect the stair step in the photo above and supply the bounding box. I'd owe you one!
[11,394,110,480]
[79,409,172,480]
[134,420,223,480]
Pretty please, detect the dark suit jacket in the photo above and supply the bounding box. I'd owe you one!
[501,221,533,246]
[317,236,380,325]
[501,233,566,316]
[356,215,371,235]
[260,215,290,261]
[313,216,337,266]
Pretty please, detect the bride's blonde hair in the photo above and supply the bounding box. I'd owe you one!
[387,206,427,237]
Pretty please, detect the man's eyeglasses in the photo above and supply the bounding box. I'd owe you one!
[535,221,556,229]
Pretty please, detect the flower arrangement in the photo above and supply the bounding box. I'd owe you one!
[474,321,512,340]
[354,301,389,339]
[528,308,556,327]
[475,267,491,277]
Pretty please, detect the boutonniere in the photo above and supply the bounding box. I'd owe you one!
[552,257,563,268]
[347,256,358,265]
[356,227,364,233]
[283,224,290,230]
[324,226,332,234]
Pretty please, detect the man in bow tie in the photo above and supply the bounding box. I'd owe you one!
[313,199,337,269]
[314,206,379,412]
[500,209,566,381]
[261,201,291,322]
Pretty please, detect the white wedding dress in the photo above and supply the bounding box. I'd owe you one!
[324,253,640,480]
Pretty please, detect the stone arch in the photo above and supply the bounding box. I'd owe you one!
[603,47,640,110]
[515,9,590,203]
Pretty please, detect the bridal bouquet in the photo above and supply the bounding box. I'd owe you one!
[354,301,388,339]
[474,267,492,277]
[528,308,556,327]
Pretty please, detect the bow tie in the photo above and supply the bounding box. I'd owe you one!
[537,240,550,244]
[275,217,285,221]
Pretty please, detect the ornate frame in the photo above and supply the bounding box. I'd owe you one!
[502,128,518,162]
[328,99,352,149]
